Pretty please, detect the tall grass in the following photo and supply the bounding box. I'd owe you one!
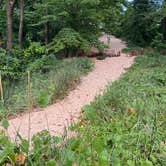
[0,57,93,118]
[58,53,166,165]
[68,54,166,165]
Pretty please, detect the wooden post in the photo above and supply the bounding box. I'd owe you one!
[0,72,4,103]
[27,71,31,153]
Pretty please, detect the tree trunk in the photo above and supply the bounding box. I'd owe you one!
[5,0,17,51]
[107,35,111,47]
[18,0,24,48]
[44,8,49,45]
[162,17,166,40]
[44,22,49,45]
[0,33,3,48]
[6,0,13,50]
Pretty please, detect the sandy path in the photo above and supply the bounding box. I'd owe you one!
[7,36,134,140]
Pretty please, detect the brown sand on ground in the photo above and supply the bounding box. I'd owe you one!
[6,35,135,140]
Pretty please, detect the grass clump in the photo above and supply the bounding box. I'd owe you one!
[122,46,143,53]
[0,57,93,117]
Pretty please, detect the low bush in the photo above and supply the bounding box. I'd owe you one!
[122,46,143,54]
[151,33,166,54]
[23,42,48,64]
[0,48,24,78]
[48,28,90,56]
[0,42,47,79]
[27,54,58,73]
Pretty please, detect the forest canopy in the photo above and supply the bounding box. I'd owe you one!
[0,0,166,79]
[118,0,166,47]
[0,0,125,51]
[0,0,165,50]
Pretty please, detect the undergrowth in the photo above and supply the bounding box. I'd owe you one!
[0,53,166,165]
[71,54,166,165]
[0,57,93,118]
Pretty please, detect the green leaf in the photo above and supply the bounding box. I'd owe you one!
[93,137,104,153]
[83,105,98,122]
[140,160,153,166]
[1,119,9,130]
[127,160,135,166]
[99,150,109,166]
[46,160,56,166]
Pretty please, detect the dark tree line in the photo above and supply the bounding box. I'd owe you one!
[0,0,125,51]
[0,0,165,60]
[117,0,166,47]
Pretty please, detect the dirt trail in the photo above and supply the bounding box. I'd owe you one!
[7,35,134,140]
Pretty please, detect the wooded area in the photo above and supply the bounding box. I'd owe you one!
[1,0,121,50]
[0,0,165,78]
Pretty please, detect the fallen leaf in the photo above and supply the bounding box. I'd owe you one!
[0,129,4,135]
[15,153,26,165]
[72,163,78,166]
[160,141,166,146]
[129,108,136,115]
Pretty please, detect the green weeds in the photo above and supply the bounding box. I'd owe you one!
[0,53,166,166]
[63,54,166,165]
[0,57,93,118]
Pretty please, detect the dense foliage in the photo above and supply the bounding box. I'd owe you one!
[0,53,166,165]
[118,0,166,48]
[0,0,124,50]
[0,0,127,118]
[0,0,126,82]
[1,0,165,80]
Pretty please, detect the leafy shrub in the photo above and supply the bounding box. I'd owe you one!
[91,39,107,53]
[122,46,143,54]
[0,48,24,78]
[23,42,47,63]
[27,54,58,73]
[0,44,48,79]
[37,91,52,107]
[48,28,90,55]
[151,33,166,53]
[0,43,50,79]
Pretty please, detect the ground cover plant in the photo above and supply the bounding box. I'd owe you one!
[0,57,93,118]
[0,52,165,165]
[61,53,166,165]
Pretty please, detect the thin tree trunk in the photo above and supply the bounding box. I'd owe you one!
[6,0,12,50]
[5,0,17,51]
[162,17,166,40]
[0,33,3,48]
[44,8,49,45]
[44,22,49,45]
[18,0,24,48]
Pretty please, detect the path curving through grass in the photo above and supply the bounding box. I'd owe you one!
[7,35,135,140]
